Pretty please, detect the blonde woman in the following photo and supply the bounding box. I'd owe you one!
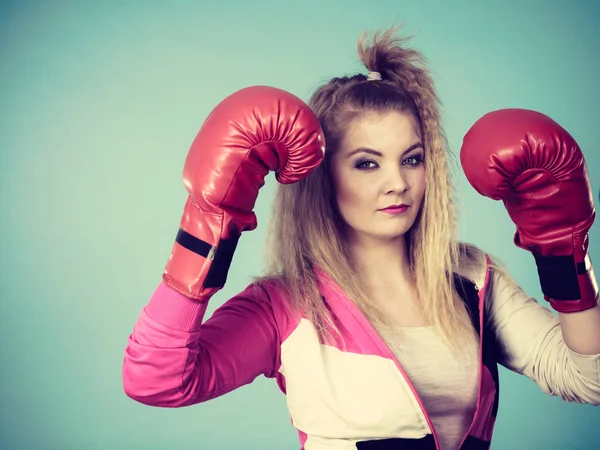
[122,28,600,450]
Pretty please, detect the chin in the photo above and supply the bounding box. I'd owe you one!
[344,220,415,244]
[369,229,410,243]
[381,224,413,238]
[384,232,409,242]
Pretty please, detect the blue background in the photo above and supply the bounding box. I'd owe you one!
[1,0,599,448]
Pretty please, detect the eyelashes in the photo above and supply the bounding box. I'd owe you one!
[355,160,378,170]
[403,155,424,167]
[354,155,424,170]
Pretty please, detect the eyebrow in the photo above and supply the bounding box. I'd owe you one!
[346,142,424,158]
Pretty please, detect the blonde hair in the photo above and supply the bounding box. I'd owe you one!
[256,26,478,350]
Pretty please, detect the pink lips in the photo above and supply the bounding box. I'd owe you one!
[379,204,409,214]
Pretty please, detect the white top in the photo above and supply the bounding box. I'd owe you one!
[375,325,480,450]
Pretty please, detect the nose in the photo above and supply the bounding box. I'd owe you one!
[383,165,409,194]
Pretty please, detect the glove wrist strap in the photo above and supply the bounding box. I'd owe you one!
[175,228,240,289]
[534,252,599,313]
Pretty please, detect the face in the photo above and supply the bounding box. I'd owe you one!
[331,110,426,245]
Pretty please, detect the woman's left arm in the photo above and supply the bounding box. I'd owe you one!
[460,107,600,401]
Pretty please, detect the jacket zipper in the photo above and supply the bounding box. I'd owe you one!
[456,255,492,449]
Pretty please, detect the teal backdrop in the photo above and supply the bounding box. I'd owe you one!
[1,0,599,449]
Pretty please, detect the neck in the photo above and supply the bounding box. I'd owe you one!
[348,234,414,288]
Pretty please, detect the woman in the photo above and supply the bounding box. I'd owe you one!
[122,28,600,449]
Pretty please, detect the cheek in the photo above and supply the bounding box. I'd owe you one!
[333,170,374,216]
[411,168,427,203]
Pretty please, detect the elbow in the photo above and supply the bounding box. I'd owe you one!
[562,393,600,406]
[570,390,600,406]
[121,365,164,407]
[122,370,200,408]
[121,359,199,409]
[122,374,163,407]
[121,357,216,408]
[553,381,600,406]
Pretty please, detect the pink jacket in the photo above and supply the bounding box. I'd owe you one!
[122,251,600,449]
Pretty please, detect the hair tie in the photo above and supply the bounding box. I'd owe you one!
[366,71,382,81]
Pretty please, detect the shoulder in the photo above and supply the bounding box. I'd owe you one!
[455,243,536,316]
[247,274,304,333]
[454,241,491,290]
[250,274,289,301]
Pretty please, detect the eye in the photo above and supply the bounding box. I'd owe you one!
[402,154,424,166]
[355,159,378,170]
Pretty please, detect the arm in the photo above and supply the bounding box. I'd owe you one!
[122,282,281,407]
[121,86,324,407]
[461,108,600,403]
[487,265,600,405]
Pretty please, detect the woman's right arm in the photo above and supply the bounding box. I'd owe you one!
[122,281,281,407]
[121,85,325,408]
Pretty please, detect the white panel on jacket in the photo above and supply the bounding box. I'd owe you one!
[279,318,431,445]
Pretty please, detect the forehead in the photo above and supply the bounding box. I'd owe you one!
[340,111,421,153]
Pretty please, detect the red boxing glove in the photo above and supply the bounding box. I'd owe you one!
[460,108,598,313]
[163,86,325,300]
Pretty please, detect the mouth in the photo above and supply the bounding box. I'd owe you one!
[379,204,410,213]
